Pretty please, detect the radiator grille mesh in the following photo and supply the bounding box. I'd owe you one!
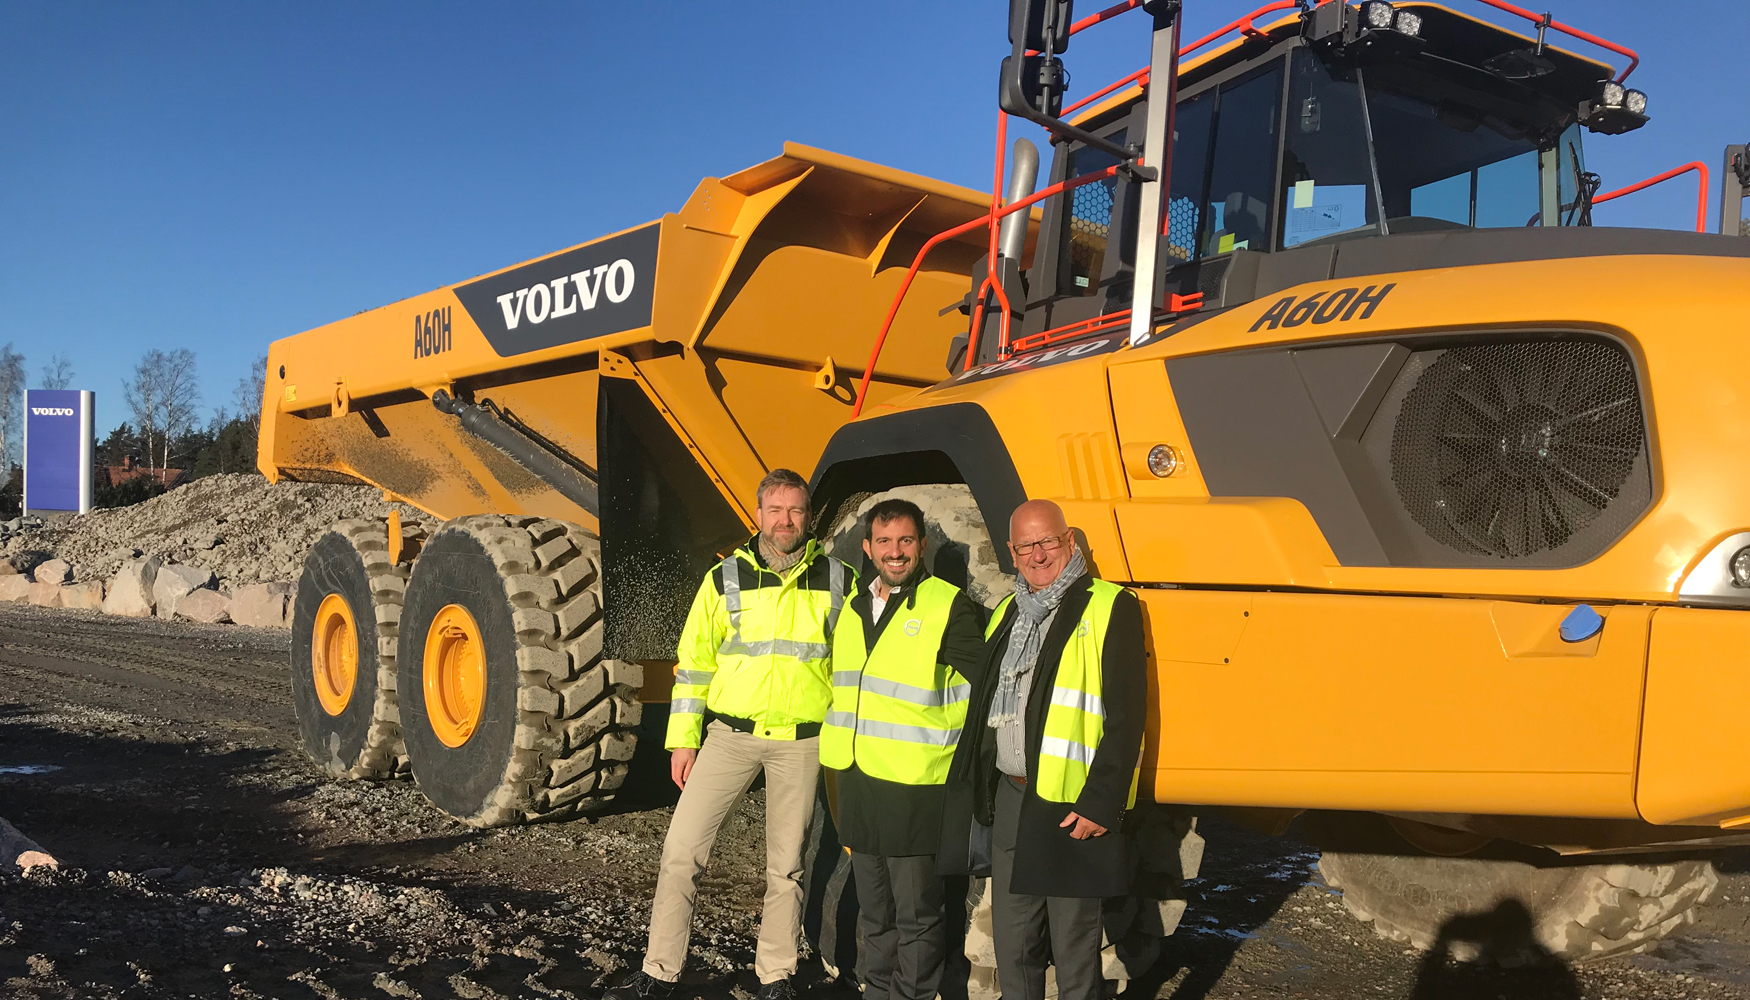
[1390,340,1645,559]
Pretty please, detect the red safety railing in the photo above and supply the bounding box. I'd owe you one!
[1471,0,1639,81]
[851,0,1649,415]
[1593,161,1711,233]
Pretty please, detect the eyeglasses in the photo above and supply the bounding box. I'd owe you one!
[1010,533,1069,556]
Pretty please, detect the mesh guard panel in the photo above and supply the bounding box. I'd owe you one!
[1389,340,1645,559]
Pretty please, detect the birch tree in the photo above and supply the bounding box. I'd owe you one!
[39,354,74,390]
[0,345,25,470]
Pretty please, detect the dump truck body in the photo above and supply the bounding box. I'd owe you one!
[267,0,1750,969]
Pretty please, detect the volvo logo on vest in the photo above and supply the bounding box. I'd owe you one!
[453,223,660,358]
[904,619,922,636]
[30,407,74,417]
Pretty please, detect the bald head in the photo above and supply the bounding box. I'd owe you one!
[1009,499,1075,592]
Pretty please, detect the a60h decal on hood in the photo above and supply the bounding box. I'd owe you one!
[453,223,660,356]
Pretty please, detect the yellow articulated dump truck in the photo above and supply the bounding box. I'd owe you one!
[263,0,1750,974]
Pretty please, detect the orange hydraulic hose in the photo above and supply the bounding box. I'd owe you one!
[1593,161,1711,233]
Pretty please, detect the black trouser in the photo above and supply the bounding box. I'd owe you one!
[991,775,1105,1000]
[850,851,947,1000]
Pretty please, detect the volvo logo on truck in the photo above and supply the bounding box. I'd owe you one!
[453,223,659,357]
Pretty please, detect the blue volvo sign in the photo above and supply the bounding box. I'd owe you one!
[24,389,94,515]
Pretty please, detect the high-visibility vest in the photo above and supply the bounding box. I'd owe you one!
[987,578,1136,807]
[666,537,851,750]
[820,576,969,784]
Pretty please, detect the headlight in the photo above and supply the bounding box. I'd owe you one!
[1360,1,1395,29]
[1677,531,1750,605]
[1579,80,1649,135]
[1146,445,1180,478]
[1394,10,1422,36]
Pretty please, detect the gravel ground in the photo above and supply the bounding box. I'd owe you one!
[2,603,1749,999]
[2,474,438,589]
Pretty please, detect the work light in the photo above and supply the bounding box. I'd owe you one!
[1394,10,1422,36]
[1359,1,1395,29]
[1578,79,1649,135]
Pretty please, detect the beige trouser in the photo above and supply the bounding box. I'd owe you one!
[643,720,822,984]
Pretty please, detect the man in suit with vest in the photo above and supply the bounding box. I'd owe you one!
[609,469,852,1000]
[939,499,1147,1000]
[821,498,985,1000]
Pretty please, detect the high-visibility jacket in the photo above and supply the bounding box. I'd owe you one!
[666,537,852,750]
[821,576,970,784]
[986,577,1137,807]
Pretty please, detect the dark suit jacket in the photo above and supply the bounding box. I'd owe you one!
[937,572,1147,898]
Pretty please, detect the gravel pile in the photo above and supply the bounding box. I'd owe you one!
[2,474,438,590]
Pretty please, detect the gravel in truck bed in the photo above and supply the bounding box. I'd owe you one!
[2,603,1750,999]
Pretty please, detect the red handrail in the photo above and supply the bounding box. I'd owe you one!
[851,162,1124,416]
[1469,0,1640,81]
[1593,162,1711,233]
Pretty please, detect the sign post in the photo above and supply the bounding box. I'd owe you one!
[23,389,94,516]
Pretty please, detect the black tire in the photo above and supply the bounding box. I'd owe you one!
[290,519,416,779]
[397,514,640,826]
[1320,850,1719,963]
[821,484,1204,996]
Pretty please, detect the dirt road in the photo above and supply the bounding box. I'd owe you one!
[2,604,1748,999]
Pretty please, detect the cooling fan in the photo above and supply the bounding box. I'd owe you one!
[1391,340,1644,559]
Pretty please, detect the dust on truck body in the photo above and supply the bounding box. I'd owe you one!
[265,0,1750,972]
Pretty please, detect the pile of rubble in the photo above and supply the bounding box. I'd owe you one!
[0,473,438,628]
[0,554,295,626]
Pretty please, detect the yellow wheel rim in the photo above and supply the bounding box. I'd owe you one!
[312,592,359,716]
[424,604,486,748]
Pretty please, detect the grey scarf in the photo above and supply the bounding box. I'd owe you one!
[988,547,1086,729]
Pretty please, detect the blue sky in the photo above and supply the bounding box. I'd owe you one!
[2,1,1744,435]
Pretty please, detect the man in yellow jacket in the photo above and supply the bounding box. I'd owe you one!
[610,469,851,1000]
[820,498,985,1000]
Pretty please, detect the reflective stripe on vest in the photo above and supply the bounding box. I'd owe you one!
[987,580,1136,807]
[665,540,849,746]
[820,576,967,784]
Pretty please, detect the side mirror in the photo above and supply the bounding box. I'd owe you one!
[1001,0,1073,119]
[1011,0,1073,54]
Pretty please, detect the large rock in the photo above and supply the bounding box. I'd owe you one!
[0,816,57,872]
[0,556,18,576]
[174,588,231,624]
[102,556,162,618]
[27,582,63,608]
[59,580,105,611]
[31,558,72,585]
[153,563,216,620]
[0,575,32,603]
[230,581,295,629]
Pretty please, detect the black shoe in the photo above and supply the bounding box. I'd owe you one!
[605,971,676,1000]
[755,978,798,1000]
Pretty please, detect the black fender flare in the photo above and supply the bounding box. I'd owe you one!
[810,402,1025,574]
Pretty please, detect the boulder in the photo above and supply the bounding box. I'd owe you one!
[102,557,162,618]
[59,580,105,611]
[0,816,56,872]
[31,558,72,585]
[0,556,17,576]
[153,563,216,620]
[174,588,231,624]
[0,575,31,603]
[26,582,63,608]
[231,581,295,629]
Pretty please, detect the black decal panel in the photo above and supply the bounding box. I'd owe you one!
[454,224,660,357]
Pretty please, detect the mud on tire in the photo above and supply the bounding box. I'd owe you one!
[398,515,640,826]
[290,518,417,780]
[1319,851,1720,963]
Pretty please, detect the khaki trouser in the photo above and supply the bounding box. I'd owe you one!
[644,721,821,984]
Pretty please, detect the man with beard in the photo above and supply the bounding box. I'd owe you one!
[820,498,985,1000]
[609,469,851,1000]
[938,499,1147,1000]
